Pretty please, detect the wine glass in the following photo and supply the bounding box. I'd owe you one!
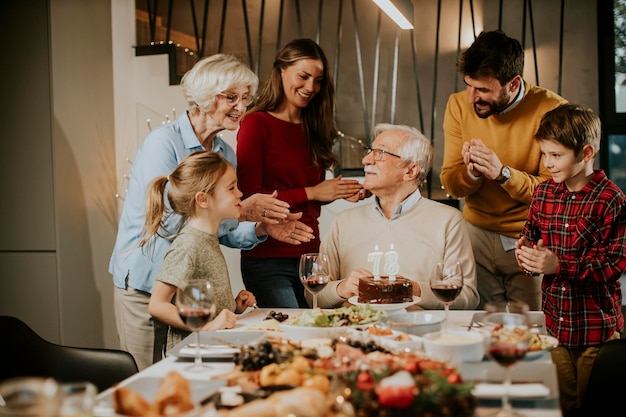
[299,253,330,309]
[176,279,216,372]
[483,301,531,417]
[430,261,463,332]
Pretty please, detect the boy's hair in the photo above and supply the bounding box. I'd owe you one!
[457,30,524,86]
[139,151,230,248]
[535,103,601,155]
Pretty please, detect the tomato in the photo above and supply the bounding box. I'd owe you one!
[375,385,414,409]
[356,371,374,391]
[402,360,419,374]
[446,372,462,384]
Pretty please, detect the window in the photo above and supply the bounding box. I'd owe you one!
[598,1,626,191]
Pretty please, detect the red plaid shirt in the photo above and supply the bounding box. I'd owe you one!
[521,170,626,347]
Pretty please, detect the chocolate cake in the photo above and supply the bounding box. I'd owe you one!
[358,276,413,304]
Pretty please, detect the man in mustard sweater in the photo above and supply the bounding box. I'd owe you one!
[440,30,567,310]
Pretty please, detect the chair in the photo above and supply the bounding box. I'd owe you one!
[577,338,626,414]
[0,316,138,392]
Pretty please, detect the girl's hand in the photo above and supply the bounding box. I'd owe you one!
[235,290,256,313]
[203,310,237,331]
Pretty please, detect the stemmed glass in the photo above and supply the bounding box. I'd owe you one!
[299,253,330,309]
[483,301,531,417]
[430,261,464,332]
[176,279,216,372]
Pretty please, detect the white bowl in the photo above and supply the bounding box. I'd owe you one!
[386,312,445,337]
[280,324,350,342]
[422,330,485,364]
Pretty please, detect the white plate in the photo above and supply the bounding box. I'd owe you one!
[168,331,266,359]
[280,323,364,342]
[95,377,225,416]
[525,335,559,360]
[472,382,551,399]
[348,295,421,311]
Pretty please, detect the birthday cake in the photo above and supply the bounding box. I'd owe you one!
[358,276,414,304]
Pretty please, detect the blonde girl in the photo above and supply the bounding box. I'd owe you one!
[141,150,256,352]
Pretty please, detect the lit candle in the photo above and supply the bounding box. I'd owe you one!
[368,245,383,280]
[384,244,400,281]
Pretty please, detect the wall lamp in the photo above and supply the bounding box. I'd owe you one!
[372,0,414,30]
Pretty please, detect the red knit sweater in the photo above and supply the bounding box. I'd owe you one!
[236,111,324,258]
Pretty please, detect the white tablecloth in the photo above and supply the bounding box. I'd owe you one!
[96,308,562,417]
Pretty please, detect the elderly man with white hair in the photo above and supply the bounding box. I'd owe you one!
[313,123,479,310]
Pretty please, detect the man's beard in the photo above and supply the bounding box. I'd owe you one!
[473,89,511,118]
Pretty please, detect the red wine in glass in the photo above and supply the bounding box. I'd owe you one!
[179,308,213,331]
[430,283,462,303]
[299,253,330,309]
[175,279,216,372]
[430,261,463,332]
[488,345,527,367]
[483,301,530,417]
[303,277,329,294]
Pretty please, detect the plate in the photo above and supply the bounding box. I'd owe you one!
[346,326,423,351]
[168,331,266,359]
[95,377,226,415]
[525,335,559,360]
[348,296,421,311]
[472,382,551,399]
[469,311,546,333]
[280,323,358,342]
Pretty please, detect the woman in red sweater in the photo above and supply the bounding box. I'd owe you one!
[236,38,364,308]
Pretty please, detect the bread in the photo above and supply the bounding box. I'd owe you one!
[113,371,194,417]
[155,371,194,416]
[221,387,329,417]
[113,386,159,417]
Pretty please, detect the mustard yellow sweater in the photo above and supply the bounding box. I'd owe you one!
[440,82,566,237]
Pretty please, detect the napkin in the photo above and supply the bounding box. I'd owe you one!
[472,382,550,399]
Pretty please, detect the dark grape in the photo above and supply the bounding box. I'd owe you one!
[265,311,289,322]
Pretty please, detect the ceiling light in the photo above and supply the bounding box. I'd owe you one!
[372,0,414,30]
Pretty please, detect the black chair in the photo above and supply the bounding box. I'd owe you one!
[0,316,138,392]
[577,338,626,415]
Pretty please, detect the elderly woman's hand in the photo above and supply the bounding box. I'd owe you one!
[240,190,291,223]
[256,212,315,244]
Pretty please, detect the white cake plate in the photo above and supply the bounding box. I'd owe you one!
[348,296,421,312]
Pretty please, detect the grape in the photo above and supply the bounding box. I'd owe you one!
[265,311,289,322]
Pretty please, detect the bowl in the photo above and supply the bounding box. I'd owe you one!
[386,311,445,337]
[422,330,485,364]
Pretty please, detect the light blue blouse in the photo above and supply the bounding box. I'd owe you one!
[109,111,264,293]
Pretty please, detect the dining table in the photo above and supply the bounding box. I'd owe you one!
[95,308,562,417]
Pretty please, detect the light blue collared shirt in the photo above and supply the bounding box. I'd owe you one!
[109,111,264,293]
[373,187,423,220]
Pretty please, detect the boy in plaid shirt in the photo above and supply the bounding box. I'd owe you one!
[515,103,626,416]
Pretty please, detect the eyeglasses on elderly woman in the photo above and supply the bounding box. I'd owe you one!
[218,92,254,107]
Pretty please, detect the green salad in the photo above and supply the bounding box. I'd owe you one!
[287,305,387,327]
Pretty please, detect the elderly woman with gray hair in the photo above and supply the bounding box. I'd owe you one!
[109,54,313,370]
